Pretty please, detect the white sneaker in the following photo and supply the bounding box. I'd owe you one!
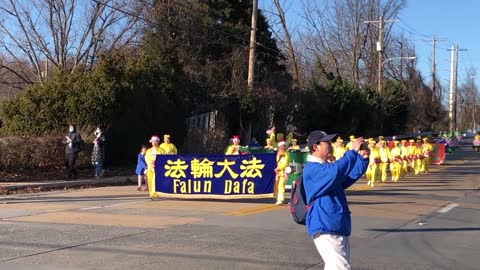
[275,200,283,205]
[367,181,371,185]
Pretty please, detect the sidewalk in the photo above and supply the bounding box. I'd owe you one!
[1,175,136,192]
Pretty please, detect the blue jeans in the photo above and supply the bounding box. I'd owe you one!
[92,162,103,177]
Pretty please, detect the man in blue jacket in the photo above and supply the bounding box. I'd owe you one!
[303,130,369,270]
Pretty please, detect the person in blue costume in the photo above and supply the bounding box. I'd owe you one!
[303,130,369,270]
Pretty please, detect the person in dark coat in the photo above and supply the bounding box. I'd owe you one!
[91,127,106,178]
[62,124,84,180]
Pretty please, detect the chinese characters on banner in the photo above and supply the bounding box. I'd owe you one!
[153,154,276,199]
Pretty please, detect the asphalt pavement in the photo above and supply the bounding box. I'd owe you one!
[0,141,478,270]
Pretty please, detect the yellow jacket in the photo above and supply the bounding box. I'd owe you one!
[333,144,346,160]
[160,142,177,154]
[390,146,402,162]
[422,143,433,156]
[225,145,240,155]
[377,146,391,163]
[276,152,290,172]
[368,146,380,164]
[145,146,165,170]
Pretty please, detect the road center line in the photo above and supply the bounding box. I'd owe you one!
[438,203,459,213]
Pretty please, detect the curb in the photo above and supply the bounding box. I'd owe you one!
[1,176,137,192]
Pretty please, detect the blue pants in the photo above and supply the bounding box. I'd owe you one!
[92,162,103,177]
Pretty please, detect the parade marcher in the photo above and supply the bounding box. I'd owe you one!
[265,138,274,150]
[366,139,380,187]
[400,140,410,175]
[274,141,289,205]
[145,135,166,194]
[160,134,178,154]
[225,136,241,155]
[303,131,369,270]
[285,124,296,146]
[414,139,424,175]
[62,124,84,180]
[389,141,403,181]
[421,138,432,173]
[333,137,346,160]
[135,145,148,191]
[288,138,300,151]
[377,140,391,182]
[345,135,355,150]
[91,127,106,178]
[267,127,277,147]
[407,139,418,174]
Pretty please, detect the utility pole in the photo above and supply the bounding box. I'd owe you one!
[364,17,399,95]
[423,36,447,102]
[471,75,478,132]
[448,46,455,133]
[247,0,258,90]
[448,45,467,132]
[377,16,383,95]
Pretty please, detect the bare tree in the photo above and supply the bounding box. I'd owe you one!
[299,0,406,88]
[0,0,146,85]
[269,0,301,87]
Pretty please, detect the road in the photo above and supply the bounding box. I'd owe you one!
[0,142,479,270]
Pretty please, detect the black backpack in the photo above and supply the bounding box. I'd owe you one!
[289,173,313,225]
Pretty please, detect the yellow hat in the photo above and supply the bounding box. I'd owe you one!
[409,139,415,143]
[164,134,170,139]
[349,135,355,140]
[378,135,385,141]
[422,137,429,142]
[336,137,343,142]
[393,140,400,144]
[292,138,297,142]
[401,139,407,143]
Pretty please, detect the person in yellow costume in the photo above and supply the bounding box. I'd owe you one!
[288,138,300,151]
[285,124,297,146]
[345,135,355,150]
[413,139,424,175]
[400,140,410,175]
[389,141,402,181]
[225,136,241,155]
[332,137,346,160]
[274,141,289,205]
[366,139,380,187]
[421,138,433,173]
[407,139,418,174]
[377,140,391,182]
[265,138,274,150]
[267,127,277,147]
[145,135,166,197]
[160,134,177,154]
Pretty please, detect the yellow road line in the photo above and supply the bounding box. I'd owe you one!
[224,204,282,216]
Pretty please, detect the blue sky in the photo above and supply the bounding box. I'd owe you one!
[260,0,479,89]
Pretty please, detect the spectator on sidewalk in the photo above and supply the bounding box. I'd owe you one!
[135,145,148,191]
[62,124,84,180]
[303,130,369,270]
[91,127,106,178]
